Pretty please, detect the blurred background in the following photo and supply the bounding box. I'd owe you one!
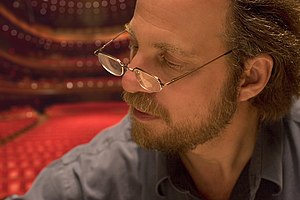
[0,0,135,111]
[0,0,135,198]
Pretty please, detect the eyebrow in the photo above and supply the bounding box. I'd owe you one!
[152,42,191,57]
[125,24,136,40]
[124,24,197,59]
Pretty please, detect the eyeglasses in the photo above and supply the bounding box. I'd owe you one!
[94,30,232,93]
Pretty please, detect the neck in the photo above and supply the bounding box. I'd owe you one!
[179,102,259,200]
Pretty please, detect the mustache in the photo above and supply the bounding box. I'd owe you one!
[122,91,170,123]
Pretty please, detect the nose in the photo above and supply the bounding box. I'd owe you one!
[121,66,153,93]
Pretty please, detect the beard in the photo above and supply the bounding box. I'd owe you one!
[122,73,239,154]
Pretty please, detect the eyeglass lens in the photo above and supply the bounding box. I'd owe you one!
[135,70,161,92]
[98,52,162,92]
[97,53,124,76]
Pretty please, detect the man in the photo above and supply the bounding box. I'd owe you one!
[9,0,300,199]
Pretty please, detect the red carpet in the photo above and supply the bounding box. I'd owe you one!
[0,101,129,198]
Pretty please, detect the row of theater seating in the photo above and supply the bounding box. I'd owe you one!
[0,77,123,94]
[0,19,129,57]
[0,101,129,199]
[0,107,39,142]
[1,0,136,29]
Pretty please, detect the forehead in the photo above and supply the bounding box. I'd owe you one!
[130,0,230,56]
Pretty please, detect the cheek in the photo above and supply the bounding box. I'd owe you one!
[157,88,216,123]
[157,71,227,122]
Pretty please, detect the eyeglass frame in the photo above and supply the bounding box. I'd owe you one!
[94,30,233,92]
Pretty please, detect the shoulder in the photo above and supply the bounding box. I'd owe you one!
[56,114,158,199]
[61,115,135,164]
[60,114,146,175]
[22,115,156,199]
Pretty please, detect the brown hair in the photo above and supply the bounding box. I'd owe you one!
[226,0,300,121]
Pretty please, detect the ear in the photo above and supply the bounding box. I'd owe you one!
[238,54,273,102]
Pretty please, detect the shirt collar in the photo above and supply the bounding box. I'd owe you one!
[253,119,283,195]
[155,151,169,198]
[155,151,168,184]
[154,119,284,197]
[155,152,200,198]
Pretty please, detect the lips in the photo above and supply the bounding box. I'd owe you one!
[132,107,159,121]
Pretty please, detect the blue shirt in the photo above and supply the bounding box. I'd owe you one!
[9,101,300,200]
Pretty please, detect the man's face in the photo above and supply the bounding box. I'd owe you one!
[122,0,237,153]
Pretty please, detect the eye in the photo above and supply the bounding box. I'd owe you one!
[159,54,183,71]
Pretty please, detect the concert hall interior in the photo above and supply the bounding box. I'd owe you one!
[0,0,135,197]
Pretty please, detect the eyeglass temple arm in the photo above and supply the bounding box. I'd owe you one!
[94,30,128,55]
[163,50,233,87]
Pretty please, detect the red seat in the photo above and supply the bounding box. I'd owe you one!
[0,101,129,198]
